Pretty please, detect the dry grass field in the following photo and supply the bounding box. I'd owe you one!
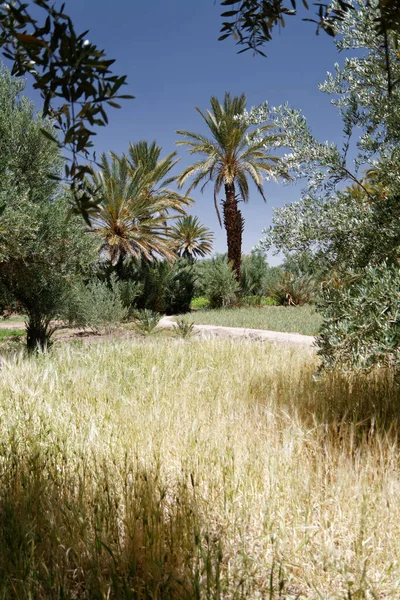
[0,338,399,598]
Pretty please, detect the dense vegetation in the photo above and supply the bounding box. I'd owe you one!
[0,0,398,597]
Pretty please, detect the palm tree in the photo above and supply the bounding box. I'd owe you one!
[176,92,281,281]
[169,215,213,260]
[124,141,192,217]
[90,142,191,266]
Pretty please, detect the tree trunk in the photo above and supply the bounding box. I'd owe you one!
[223,182,244,281]
[26,312,53,352]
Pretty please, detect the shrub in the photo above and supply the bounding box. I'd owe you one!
[267,272,317,306]
[202,256,239,308]
[240,250,270,296]
[241,295,264,307]
[164,259,196,315]
[117,280,144,318]
[0,68,98,350]
[190,296,210,310]
[131,309,161,336]
[173,318,196,339]
[64,274,128,332]
[261,265,284,297]
[137,259,196,315]
[317,263,400,371]
[263,296,279,306]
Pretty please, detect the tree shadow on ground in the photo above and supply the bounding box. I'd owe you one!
[248,361,400,442]
[0,447,227,599]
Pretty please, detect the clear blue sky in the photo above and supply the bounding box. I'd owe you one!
[23,0,346,264]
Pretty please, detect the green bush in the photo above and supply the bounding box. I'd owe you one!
[118,280,144,318]
[190,296,210,310]
[267,272,317,306]
[317,263,400,371]
[131,309,161,336]
[137,259,195,315]
[164,259,196,315]
[241,295,264,307]
[240,295,279,307]
[260,265,284,297]
[240,250,270,296]
[173,318,196,339]
[64,274,128,332]
[0,68,98,350]
[202,256,239,308]
[263,296,279,306]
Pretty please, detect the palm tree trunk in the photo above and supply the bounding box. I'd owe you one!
[223,182,244,281]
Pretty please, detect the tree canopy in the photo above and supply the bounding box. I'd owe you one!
[247,1,400,370]
[219,0,400,60]
[177,92,283,280]
[0,65,98,349]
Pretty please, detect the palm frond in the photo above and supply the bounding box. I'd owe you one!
[169,215,214,259]
[90,142,190,264]
[176,92,283,226]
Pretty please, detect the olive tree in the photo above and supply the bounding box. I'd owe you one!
[245,1,400,370]
[0,66,97,350]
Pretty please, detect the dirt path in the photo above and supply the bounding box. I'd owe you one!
[0,317,316,348]
[159,316,315,347]
[0,320,25,329]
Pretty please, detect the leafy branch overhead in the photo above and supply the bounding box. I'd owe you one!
[0,0,133,219]
[219,0,400,56]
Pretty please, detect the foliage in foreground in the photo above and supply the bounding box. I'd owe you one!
[0,1,132,216]
[0,66,98,350]
[251,2,400,370]
[317,263,400,370]
[0,340,399,598]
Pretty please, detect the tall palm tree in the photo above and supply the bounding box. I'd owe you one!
[90,142,191,265]
[176,92,281,280]
[169,215,214,260]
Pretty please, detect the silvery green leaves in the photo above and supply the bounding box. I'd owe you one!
[261,190,400,274]
[242,102,355,196]
[243,1,400,197]
[245,1,400,371]
[316,263,400,371]
[219,0,400,72]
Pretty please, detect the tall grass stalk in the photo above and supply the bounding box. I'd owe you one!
[0,340,399,598]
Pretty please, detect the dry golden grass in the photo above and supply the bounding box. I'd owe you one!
[0,339,399,598]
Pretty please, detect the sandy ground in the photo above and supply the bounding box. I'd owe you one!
[0,316,316,348]
[0,320,26,329]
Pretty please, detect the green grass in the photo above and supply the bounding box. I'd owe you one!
[0,338,398,598]
[0,328,25,340]
[190,296,210,309]
[182,304,322,336]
